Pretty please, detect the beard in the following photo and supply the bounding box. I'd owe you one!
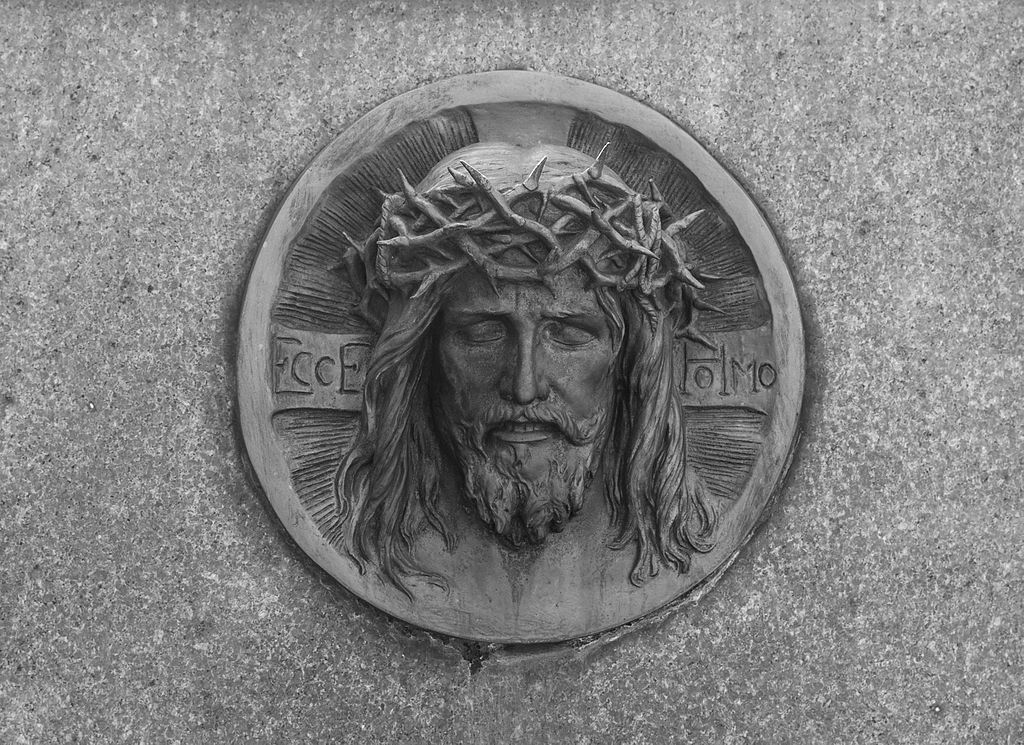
[440,401,608,547]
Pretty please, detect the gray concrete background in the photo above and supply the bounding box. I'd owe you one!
[1,1,1021,742]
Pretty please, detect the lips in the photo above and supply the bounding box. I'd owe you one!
[489,420,560,444]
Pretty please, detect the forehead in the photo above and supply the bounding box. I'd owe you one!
[442,267,603,318]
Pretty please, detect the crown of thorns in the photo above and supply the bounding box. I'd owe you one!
[342,145,720,336]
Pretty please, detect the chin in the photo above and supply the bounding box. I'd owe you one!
[457,432,599,547]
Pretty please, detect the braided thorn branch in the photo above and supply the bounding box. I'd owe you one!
[458,160,562,255]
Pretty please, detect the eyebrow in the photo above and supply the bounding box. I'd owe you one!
[543,309,604,322]
[441,309,508,325]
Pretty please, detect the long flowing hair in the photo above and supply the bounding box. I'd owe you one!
[333,287,454,599]
[596,287,718,586]
[334,282,718,596]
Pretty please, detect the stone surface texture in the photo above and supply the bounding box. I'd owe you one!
[1,1,1021,743]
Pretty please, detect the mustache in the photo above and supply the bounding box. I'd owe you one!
[462,402,605,447]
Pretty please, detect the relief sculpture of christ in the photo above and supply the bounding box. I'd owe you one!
[334,142,719,597]
[241,73,802,643]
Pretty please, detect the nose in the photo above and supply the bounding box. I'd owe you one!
[504,331,549,405]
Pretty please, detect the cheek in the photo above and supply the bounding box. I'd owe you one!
[550,344,617,416]
[437,341,505,411]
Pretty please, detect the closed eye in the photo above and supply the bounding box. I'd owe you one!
[544,320,598,347]
[457,319,506,345]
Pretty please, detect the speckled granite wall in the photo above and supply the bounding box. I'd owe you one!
[1,1,1021,742]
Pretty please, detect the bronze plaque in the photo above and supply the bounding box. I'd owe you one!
[237,71,804,643]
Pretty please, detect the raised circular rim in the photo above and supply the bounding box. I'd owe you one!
[237,70,804,643]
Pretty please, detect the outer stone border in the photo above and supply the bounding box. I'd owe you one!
[237,71,804,643]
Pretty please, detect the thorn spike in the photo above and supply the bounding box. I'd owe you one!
[676,328,717,349]
[340,230,362,253]
[668,209,706,234]
[633,243,658,258]
[648,179,664,202]
[524,157,547,191]
[537,189,551,222]
[588,142,610,178]
[459,159,489,188]
[677,264,706,290]
[396,168,418,202]
[447,165,474,187]
[691,297,726,314]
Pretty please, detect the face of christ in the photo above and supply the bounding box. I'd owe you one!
[434,266,619,547]
[334,142,719,594]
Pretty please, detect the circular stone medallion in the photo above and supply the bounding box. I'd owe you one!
[238,71,803,644]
